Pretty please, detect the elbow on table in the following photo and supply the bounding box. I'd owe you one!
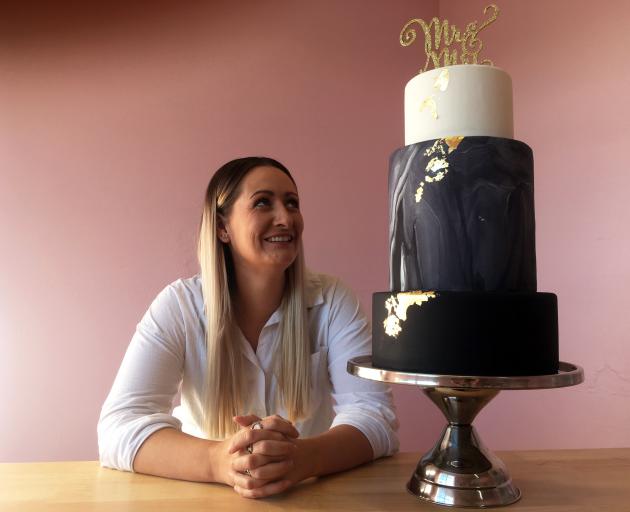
[97,415,129,472]
[96,411,183,472]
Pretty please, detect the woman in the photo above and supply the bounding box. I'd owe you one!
[98,157,399,498]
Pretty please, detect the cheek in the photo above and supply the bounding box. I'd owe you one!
[250,218,271,248]
[231,219,261,250]
[295,213,304,234]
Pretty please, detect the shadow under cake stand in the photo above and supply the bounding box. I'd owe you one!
[347,355,584,508]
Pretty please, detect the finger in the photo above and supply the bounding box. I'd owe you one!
[233,479,293,499]
[231,453,286,473]
[260,416,299,438]
[246,458,293,481]
[228,428,292,454]
[249,439,297,457]
[267,413,293,425]
[233,414,261,428]
[229,469,270,490]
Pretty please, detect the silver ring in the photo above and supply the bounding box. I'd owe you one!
[244,468,251,476]
[246,421,263,453]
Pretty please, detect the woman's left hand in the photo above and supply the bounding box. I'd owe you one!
[228,414,315,498]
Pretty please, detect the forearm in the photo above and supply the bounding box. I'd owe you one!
[132,427,223,483]
[298,424,374,479]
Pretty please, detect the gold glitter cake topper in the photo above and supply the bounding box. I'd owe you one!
[400,4,500,73]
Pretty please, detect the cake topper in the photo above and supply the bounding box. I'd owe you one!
[400,4,499,73]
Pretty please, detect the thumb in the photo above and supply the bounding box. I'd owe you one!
[233,414,261,428]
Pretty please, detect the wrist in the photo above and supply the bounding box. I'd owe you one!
[205,440,226,484]
[294,437,319,479]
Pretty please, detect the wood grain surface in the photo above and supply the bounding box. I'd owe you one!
[1,449,629,511]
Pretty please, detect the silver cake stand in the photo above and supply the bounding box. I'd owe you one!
[347,355,584,508]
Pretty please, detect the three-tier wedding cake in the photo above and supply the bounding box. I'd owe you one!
[372,27,559,376]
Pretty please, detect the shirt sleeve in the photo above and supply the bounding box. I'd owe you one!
[97,284,186,471]
[325,278,400,459]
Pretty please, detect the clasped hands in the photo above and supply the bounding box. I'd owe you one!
[219,414,310,498]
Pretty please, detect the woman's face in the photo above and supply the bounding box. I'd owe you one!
[221,165,303,274]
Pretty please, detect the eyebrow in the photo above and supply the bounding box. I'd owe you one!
[250,190,299,199]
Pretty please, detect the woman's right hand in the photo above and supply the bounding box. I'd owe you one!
[211,414,299,495]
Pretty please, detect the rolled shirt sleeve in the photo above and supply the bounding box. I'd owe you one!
[326,279,400,459]
[97,284,185,471]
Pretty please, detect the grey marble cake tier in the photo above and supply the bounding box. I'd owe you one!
[389,136,536,292]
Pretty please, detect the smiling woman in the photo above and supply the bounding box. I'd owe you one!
[221,165,304,282]
[97,156,399,498]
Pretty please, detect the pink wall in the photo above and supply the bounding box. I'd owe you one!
[0,0,440,462]
[1,0,628,463]
[437,0,630,450]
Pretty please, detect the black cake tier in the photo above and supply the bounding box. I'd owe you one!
[372,291,559,376]
[389,136,536,292]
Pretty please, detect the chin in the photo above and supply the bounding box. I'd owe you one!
[267,255,298,271]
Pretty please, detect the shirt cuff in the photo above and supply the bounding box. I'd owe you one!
[329,406,399,459]
[99,413,182,472]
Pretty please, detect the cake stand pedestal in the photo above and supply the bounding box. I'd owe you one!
[347,356,584,508]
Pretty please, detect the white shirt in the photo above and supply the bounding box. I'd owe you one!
[98,271,399,471]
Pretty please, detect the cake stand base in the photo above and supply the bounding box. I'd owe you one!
[407,388,519,507]
[346,357,584,509]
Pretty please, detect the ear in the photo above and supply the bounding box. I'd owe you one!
[216,215,230,243]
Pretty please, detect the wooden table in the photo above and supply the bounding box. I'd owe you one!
[1,449,629,511]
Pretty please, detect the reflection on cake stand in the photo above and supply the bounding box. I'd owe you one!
[347,356,584,508]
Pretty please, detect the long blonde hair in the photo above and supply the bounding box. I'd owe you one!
[197,157,311,439]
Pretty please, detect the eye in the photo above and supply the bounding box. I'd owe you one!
[286,198,300,209]
[253,197,271,208]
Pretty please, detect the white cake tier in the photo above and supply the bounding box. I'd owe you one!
[404,64,513,146]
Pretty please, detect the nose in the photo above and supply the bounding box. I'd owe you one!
[274,203,292,228]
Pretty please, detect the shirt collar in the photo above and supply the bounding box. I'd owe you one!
[264,270,324,327]
[305,270,325,309]
[195,270,324,328]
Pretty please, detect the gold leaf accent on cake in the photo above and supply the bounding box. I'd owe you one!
[383,291,437,338]
[415,182,425,202]
[433,69,450,91]
[426,156,449,173]
[444,135,464,153]
[400,4,499,73]
[424,138,445,157]
[425,169,447,183]
[419,96,438,119]
[415,137,464,203]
